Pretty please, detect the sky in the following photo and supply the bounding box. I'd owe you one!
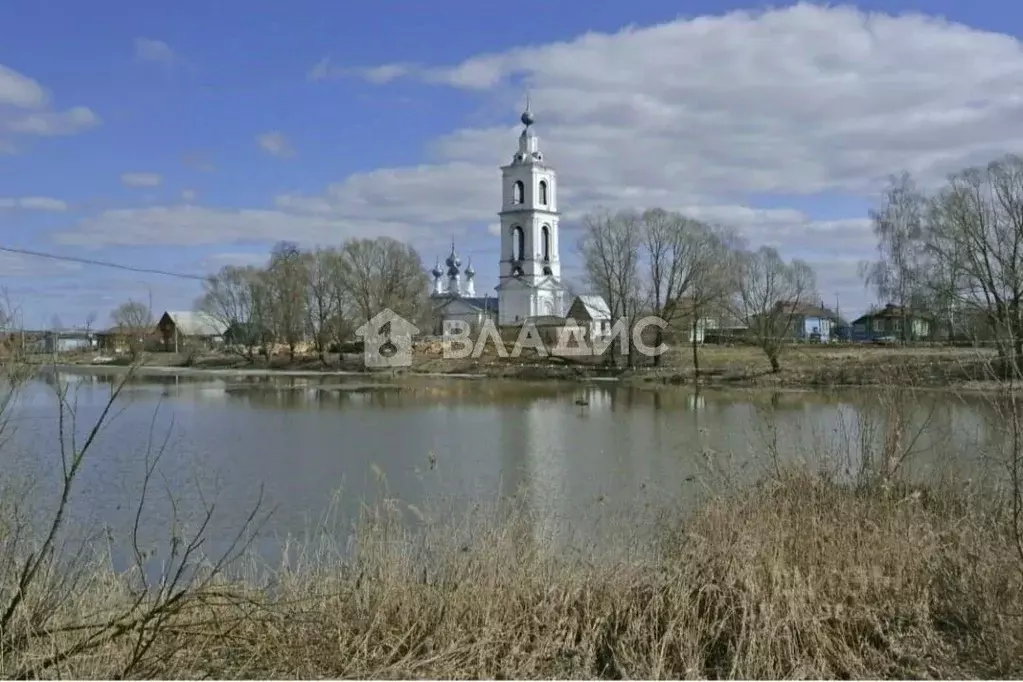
[2,0,1023,329]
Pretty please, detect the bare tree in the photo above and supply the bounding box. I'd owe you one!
[198,265,270,361]
[303,247,348,364]
[111,299,153,360]
[642,209,700,366]
[84,310,97,333]
[579,208,642,366]
[734,246,817,373]
[336,237,430,326]
[682,223,743,378]
[926,154,1023,372]
[265,241,308,362]
[859,172,930,342]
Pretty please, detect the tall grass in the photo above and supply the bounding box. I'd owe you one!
[2,362,1023,678]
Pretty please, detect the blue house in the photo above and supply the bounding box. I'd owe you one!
[773,302,839,343]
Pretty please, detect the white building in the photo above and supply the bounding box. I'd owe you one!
[495,103,567,326]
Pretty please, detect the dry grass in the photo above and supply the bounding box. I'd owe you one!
[4,470,1023,679]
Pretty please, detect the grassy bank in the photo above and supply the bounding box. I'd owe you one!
[47,343,1002,389]
[4,469,1023,679]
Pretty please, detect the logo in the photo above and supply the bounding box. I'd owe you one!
[440,316,670,359]
[354,309,419,368]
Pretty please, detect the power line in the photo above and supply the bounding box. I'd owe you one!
[0,245,208,281]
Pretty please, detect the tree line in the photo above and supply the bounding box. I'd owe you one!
[196,237,429,361]
[859,153,1023,367]
[577,207,819,372]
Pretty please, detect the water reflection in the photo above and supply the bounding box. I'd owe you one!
[4,368,1014,565]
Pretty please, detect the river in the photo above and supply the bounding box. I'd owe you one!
[2,368,1011,569]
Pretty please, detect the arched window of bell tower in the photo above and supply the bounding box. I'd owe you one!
[541,225,551,262]
[512,181,524,205]
[512,226,525,261]
[539,180,548,205]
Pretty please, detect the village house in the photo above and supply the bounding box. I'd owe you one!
[40,330,96,354]
[95,324,158,354]
[850,304,932,342]
[774,301,840,343]
[662,298,730,345]
[565,295,612,342]
[157,311,228,351]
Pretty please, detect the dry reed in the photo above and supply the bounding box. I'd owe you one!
[1,469,1021,679]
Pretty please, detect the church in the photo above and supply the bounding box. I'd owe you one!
[429,102,608,335]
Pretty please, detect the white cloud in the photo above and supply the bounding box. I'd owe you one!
[256,131,296,158]
[0,251,80,278]
[335,3,1023,195]
[181,188,198,203]
[0,65,48,108]
[120,172,163,188]
[135,38,176,65]
[0,65,100,144]
[199,251,269,270]
[6,106,99,136]
[0,196,67,211]
[54,205,427,250]
[309,58,415,84]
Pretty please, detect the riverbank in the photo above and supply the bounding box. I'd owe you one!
[6,470,1021,678]
[42,343,1005,390]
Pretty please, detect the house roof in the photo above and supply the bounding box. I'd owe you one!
[774,301,838,318]
[433,296,499,313]
[571,295,611,320]
[162,311,228,337]
[851,304,932,324]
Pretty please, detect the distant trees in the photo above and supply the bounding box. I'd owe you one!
[336,237,430,328]
[111,299,153,359]
[197,236,429,365]
[576,204,825,374]
[860,153,1023,372]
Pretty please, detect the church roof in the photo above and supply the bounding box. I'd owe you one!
[433,296,499,313]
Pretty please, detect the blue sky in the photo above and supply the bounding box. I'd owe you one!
[2,0,1023,328]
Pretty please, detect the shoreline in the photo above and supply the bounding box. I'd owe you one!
[38,358,1015,394]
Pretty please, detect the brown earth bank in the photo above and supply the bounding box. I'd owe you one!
[37,343,1006,389]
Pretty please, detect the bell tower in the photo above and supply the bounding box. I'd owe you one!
[495,100,565,325]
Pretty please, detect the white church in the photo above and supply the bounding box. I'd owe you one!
[429,103,611,337]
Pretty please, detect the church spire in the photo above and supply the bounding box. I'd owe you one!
[514,96,541,165]
[445,240,462,296]
[464,256,476,297]
[520,92,534,129]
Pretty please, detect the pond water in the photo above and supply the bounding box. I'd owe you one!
[2,368,1010,568]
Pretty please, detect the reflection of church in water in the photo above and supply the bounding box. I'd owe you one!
[430,101,591,335]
